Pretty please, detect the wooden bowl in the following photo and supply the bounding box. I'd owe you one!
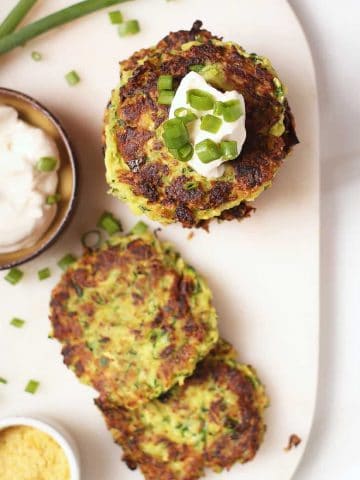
[0,88,78,270]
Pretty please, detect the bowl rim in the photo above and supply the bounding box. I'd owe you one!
[0,87,79,270]
[0,415,81,480]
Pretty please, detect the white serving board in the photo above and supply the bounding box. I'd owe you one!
[0,1,319,479]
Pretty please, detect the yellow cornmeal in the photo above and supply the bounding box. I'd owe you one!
[0,425,71,480]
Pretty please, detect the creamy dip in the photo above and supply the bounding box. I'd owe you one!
[0,425,70,480]
[169,72,246,178]
[0,105,59,253]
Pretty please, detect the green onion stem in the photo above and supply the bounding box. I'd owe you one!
[0,0,132,56]
[25,379,39,394]
[0,0,37,38]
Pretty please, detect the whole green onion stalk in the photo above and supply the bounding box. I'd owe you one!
[0,0,37,38]
[0,0,132,56]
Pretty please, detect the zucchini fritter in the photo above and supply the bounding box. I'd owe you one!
[104,21,298,227]
[96,340,268,480]
[49,230,218,409]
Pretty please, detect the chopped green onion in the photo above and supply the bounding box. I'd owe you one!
[158,90,175,105]
[81,230,102,249]
[5,267,24,285]
[31,50,42,61]
[222,99,242,122]
[220,140,238,160]
[25,379,39,394]
[157,75,173,91]
[0,0,37,38]
[57,253,76,271]
[10,317,25,328]
[97,211,122,235]
[36,156,58,172]
[174,107,197,124]
[169,143,193,162]
[184,181,198,190]
[200,114,222,134]
[213,101,224,116]
[0,377,7,384]
[118,19,140,37]
[108,10,123,24]
[189,64,204,73]
[162,118,189,149]
[38,267,51,281]
[65,70,80,86]
[131,221,148,235]
[187,89,214,111]
[195,139,221,163]
[46,193,61,205]
[0,0,133,57]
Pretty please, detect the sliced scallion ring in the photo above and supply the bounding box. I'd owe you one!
[37,267,51,281]
[131,221,148,235]
[97,211,122,235]
[200,114,222,133]
[195,139,221,163]
[81,229,102,250]
[36,156,58,172]
[57,253,76,271]
[187,89,214,111]
[4,267,23,285]
[25,379,39,394]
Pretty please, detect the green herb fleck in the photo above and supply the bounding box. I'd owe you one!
[25,379,39,394]
[10,317,25,328]
[38,268,51,281]
[5,267,23,285]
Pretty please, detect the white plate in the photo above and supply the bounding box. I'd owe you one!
[0,1,319,479]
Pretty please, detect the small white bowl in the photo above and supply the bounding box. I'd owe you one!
[0,416,80,480]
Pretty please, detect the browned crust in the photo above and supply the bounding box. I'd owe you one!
[106,21,298,227]
[49,234,217,409]
[96,342,266,480]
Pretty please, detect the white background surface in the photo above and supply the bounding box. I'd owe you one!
[289,1,360,479]
[3,0,354,479]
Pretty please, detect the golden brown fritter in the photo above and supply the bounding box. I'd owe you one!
[96,340,268,480]
[49,230,218,409]
[104,21,298,227]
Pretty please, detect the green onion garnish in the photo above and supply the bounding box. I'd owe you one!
[222,99,242,122]
[131,221,148,235]
[169,143,193,162]
[162,118,189,149]
[46,193,61,205]
[189,64,204,73]
[108,10,123,24]
[65,70,80,86]
[213,101,224,116]
[0,0,37,38]
[174,107,197,124]
[81,230,102,249]
[10,317,25,328]
[0,0,133,57]
[220,140,238,160]
[25,379,39,394]
[36,156,58,172]
[31,50,42,61]
[0,377,7,384]
[5,267,23,285]
[195,139,221,163]
[158,90,175,105]
[200,114,222,134]
[38,267,51,281]
[118,19,140,37]
[157,75,173,91]
[57,253,77,271]
[97,211,122,235]
[187,89,214,111]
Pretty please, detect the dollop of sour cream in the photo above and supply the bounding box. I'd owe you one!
[169,71,246,178]
[0,105,59,253]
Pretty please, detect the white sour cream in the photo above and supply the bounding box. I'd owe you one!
[169,71,246,178]
[0,105,59,253]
